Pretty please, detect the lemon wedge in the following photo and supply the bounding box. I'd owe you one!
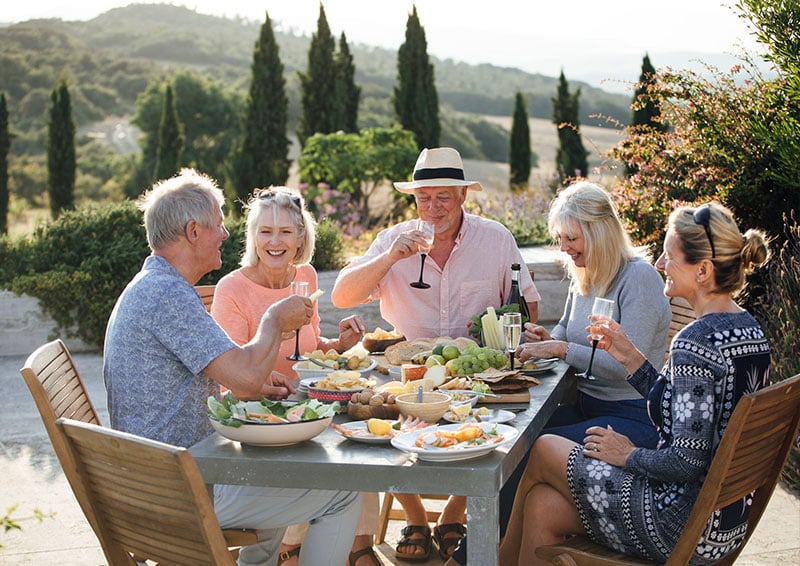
[367,418,392,436]
[451,403,472,417]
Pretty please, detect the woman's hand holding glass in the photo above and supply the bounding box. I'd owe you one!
[587,316,647,375]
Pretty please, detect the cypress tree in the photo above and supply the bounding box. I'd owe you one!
[552,71,588,183]
[0,93,9,235]
[152,84,184,182]
[394,6,439,150]
[626,54,667,176]
[47,79,76,219]
[333,32,360,133]
[509,91,531,192]
[230,11,289,214]
[297,4,336,146]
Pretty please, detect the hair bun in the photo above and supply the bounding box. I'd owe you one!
[740,229,770,273]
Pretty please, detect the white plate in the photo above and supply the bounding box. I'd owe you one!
[442,409,516,424]
[210,415,332,447]
[390,422,518,462]
[332,421,394,444]
[293,358,377,379]
[520,358,558,375]
[388,366,402,380]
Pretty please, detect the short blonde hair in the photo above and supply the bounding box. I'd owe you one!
[241,187,316,268]
[549,181,647,296]
[137,168,224,251]
[669,202,770,296]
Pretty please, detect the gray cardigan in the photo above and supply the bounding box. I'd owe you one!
[552,256,670,401]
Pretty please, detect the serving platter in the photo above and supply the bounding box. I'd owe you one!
[209,415,332,446]
[390,422,518,462]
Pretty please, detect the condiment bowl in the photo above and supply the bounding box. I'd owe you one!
[395,391,450,423]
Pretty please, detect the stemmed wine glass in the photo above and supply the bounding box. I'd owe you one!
[577,297,615,381]
[502,312,522,371]
[410,220,435,289]
[286,281,309,361]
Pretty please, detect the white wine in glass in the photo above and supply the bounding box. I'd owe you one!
[502,312,522,371]
[577,297,615,381]
[287,281,309,361]
[410,220,436,289]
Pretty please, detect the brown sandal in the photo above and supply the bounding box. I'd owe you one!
[348,545,381,565]
[277,545,301,565]
[395,524,432,562]
[433,523,467,561]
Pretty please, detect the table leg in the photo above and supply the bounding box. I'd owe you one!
[467,495,499,564]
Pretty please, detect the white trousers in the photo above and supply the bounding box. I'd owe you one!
[214,484,363,565]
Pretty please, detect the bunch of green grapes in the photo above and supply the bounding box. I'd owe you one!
[447,345,508,375]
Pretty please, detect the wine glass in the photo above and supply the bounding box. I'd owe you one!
[577,297,615,381]
[409,220,436,289]
[286,281,309,361]
[502,312,522,371]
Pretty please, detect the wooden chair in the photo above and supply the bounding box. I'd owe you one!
[20,339,256,561]
[375,493,466,544]
[535,373,800,566]
[196,284,216,313]
[56,418,243,565]
[665,296,696,358]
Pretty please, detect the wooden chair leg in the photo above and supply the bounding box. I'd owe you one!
[375,492,394,544]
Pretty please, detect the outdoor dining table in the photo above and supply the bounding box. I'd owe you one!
[190,360,576,565]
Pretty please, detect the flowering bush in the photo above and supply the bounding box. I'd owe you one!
[466,190,551,246]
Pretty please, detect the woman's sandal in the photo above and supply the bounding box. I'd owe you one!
[433,523,467,561]
[348,545,381,565]
[395,524,432,562]
[277,545,301,565]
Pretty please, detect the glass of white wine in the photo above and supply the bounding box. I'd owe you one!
[502,312,522,371]
[410,220,436,289]
[577,297,615,381]
[286,281,309,361]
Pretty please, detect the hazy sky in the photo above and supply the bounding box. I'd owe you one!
[5,1,766,91]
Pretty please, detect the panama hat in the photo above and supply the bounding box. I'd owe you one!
[393,147,482,193]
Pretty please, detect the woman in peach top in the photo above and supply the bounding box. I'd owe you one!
[211,187,378,566]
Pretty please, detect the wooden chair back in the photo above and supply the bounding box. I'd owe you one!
[196,284,216,313]
[535,373,800,565]
[666,296,695,348]
[56,418,236,566]
[19,339,103,533]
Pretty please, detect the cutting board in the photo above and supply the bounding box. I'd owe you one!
[479,390,530,403]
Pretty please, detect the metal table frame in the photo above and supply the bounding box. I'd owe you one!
[190,363,574,564]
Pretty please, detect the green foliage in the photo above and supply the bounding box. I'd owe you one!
[2,201,149,347]
[152,84,184,182]
[394,6,440,150]
[1,504,51,549]
[465,191,551,247]
[509,91,532,191]
[760,213,800,489]
[229,12,289,214]
[552,71,588,183]
[297,5,337,147]
[129,71,243,199]
[333,32,360,133]
[312,218,346,271]
[626,54,667,177]
[47,79,76,218]
[297,127,418,226]
[0,92,9,234]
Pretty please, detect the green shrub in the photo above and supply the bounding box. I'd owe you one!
[760,212,800,490]
[313,218,345,271]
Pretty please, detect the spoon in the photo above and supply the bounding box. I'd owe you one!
[305,358,334,370]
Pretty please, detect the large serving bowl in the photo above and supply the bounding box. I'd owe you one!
[209,416,333,447]
[292,358,377,380]
[395,391,451,423]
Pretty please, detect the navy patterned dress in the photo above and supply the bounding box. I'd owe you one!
[567,311,771,564]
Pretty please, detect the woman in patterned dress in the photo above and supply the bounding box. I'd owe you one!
[499,202,772,565]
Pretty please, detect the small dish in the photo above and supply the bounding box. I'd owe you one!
[293,358,377,379]
[519,358,559,375]
[442,408,516,424]
[390,422,518,462]
[307,384,364,403]
[332,421,395,444]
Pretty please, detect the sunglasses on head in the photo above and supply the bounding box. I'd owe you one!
[692,204,716,258]
[254,188,302,208]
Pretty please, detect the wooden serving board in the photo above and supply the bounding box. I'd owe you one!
[479,390,530,403]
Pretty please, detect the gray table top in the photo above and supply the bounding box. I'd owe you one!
[190,362,575,497]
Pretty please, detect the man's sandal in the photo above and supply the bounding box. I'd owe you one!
[277,545,301,565]
[348,545,381,565]
[433,523,467,561]
[395,524,432,562]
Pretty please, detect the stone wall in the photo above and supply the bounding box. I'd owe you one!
[0,248,568,357]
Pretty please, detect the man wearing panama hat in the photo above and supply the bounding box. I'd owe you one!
[332,147,539,561]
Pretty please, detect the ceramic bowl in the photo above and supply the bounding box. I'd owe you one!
[395,391,451,423]
[209,416,333,446]
[292,358,377,380]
